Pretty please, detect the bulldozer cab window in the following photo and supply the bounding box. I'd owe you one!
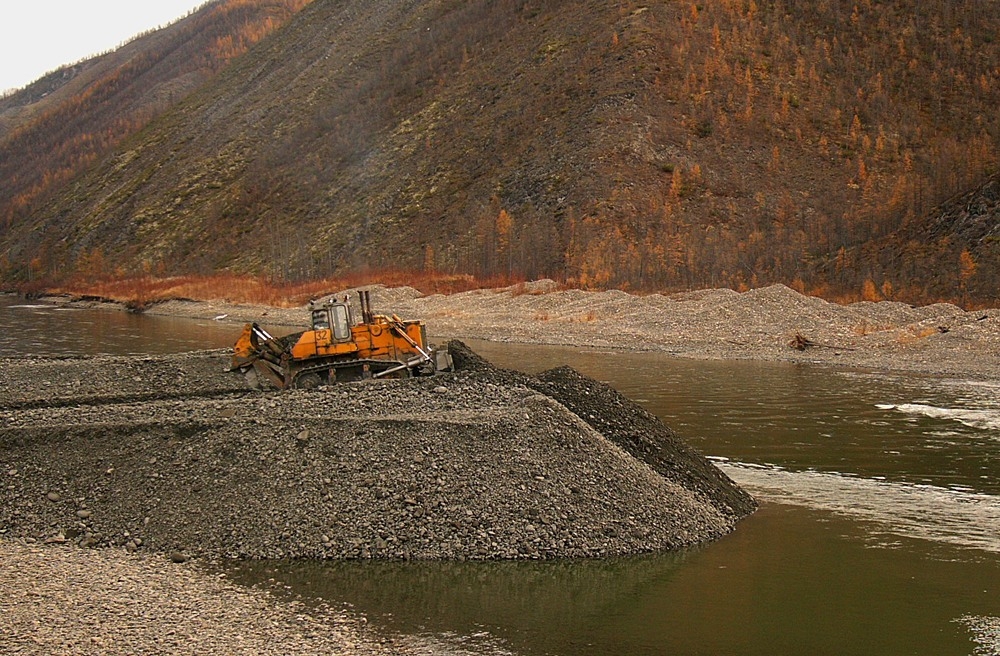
[311,309,331,330]
[331,304,351,341]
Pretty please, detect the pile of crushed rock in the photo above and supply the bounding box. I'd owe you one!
[0,342,754,561]
[136,281,999,379]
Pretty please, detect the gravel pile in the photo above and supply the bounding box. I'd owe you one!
[117,281,1000,379]
[0,343,752,562]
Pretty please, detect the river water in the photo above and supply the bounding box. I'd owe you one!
[2,296,999,655]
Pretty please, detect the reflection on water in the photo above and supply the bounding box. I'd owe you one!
[229,504,1000,656]
[0,295,241,355]
[230,553,689,656]
[5,296,1000,655]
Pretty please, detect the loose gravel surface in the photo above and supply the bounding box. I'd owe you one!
[128,281,1000,380]
[0,541,442,656]
[0,339,754,655]
[0,344,751,560]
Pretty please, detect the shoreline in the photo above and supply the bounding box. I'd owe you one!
[0,540,460,656]
[33,280,1000,381]
[5,283,999,655]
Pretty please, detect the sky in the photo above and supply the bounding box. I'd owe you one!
[1,1,209,93]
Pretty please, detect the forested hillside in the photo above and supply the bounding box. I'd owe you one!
[0,0,311,252]
[1,0,998,305]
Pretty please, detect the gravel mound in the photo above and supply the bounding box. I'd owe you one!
[117,281,1000,379]
[0,343,753,561]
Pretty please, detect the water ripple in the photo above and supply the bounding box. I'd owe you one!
[877,403,1000,432]
[719,462,1000,553]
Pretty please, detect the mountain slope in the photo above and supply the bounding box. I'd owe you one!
[2,0,998,304]
[868,172,1000,303]
[0,0,311,243]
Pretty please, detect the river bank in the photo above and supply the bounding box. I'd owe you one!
[42,280,1000,380]
[6,283,999,655]
[0,540,457,656]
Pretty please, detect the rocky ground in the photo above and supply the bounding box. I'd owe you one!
[0,342,752,561]
[9,282,1000,655]
[0,540,463,656]
[126,280,1000,381]
[0,338,756,654]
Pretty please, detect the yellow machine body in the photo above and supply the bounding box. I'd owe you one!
[231,291,450,389]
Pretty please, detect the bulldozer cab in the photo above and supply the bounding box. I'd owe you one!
[310,301,352,341]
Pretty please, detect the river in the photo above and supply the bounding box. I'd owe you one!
[2,295,999,655]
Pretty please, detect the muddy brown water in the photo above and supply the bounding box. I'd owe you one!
[3,296,999,655]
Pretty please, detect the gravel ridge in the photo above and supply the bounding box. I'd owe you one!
[107,281,998,381]
[0,343,751,562]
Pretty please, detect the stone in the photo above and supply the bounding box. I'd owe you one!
[46,492,61,502]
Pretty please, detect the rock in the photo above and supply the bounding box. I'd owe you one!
[169,551,189,563]
[46,492,61,502]
[76,510,92,519]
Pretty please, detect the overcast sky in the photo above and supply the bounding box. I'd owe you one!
[1,1,209,93]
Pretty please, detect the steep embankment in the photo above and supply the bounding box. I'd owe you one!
[0,343,753,560]
[3,0,999,303]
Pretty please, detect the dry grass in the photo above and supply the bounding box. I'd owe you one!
[568,311,598,323]
[45,271,526,309]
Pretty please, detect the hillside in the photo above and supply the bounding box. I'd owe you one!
[0,0,311,245]
[1,0,998,304]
